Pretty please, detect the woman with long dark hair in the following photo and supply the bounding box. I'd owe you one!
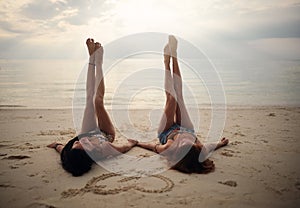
[47,39,137,176]
[137,36,229,173]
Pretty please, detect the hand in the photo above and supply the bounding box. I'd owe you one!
[47,142,62,149]
[127,139,138,146]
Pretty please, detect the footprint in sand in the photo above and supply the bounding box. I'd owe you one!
[179,178,188,184]
[38,128,75,136]
[220,149,240,157]
[138,153,151,158]
[220,152,233,157]
[234,132,245,137]
[295,182,300,191]
[25,202,57,208]
[2,155,30,160]
[27,173,39,177]
[0,184,16,188]
[218,180,237,187]
[11,143,40,150]
[230,141,242,146]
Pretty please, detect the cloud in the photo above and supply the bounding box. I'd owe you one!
[0,0,300,59]
[221,3,300,40]
[20,0,108,25]
[21,0,61,20]
[0,20,29,34]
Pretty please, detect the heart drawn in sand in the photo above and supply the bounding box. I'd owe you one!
[61,173,174,198]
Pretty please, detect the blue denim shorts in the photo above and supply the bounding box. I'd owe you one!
[158,123,195,145]
[78,128,113,143]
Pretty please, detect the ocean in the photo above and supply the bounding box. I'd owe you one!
[0,57,300,110]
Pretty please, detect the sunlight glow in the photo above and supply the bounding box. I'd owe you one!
[115,1,175,29]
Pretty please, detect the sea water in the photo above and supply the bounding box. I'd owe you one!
[0,57,299,109]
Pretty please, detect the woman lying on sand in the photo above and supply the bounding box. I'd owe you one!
[137,36,229,173]
[47,39,137,176]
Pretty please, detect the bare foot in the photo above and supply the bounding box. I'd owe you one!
[47,141,63,148]
[164,44,171,64]
[95,42,101,50]
[168,35,177,58]
[86,38,95,56]
[95,42,104,63]
[216,137,229,149]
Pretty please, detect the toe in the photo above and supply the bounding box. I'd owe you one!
[95,42,101,48]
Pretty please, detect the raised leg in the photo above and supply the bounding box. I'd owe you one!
[157,45,177,134]
[169,35,194,130]
[80,38,98,134]
[94,42,116,139]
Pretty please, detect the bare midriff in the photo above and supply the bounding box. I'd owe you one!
[167,131,197,142]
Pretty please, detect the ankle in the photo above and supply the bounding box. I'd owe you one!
[89,54,95,65]
[95,47,103,64]
[95,60,103,66]
[164,59,170,65]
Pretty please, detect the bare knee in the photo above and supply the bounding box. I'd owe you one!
[86,93,94,103]
[95,96,104,107]
[165,95,176,110]
[166,92,176,103]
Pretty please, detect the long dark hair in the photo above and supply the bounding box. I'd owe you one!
[60,137,94,176]
[171,145,215,174]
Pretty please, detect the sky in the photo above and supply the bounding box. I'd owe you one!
[0,0,300,60]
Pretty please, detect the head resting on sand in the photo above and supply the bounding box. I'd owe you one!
[163,138,215,173]
[60,137,94,176]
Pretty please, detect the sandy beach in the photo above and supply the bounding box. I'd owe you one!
[0,106,299,208]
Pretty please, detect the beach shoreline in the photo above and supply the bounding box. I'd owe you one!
[0,106,300,207]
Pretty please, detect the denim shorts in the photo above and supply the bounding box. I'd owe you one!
[158,123,195,145]
[78,128,113,143]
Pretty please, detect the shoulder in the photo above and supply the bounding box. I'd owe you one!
[157,139,173,153]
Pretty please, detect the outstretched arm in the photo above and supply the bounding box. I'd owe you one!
[136,139,172,153]
[109,139,138,154]
[92,139,138,159]
[47,142,64,154]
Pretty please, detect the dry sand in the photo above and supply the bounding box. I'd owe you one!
[0,107,300,208]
